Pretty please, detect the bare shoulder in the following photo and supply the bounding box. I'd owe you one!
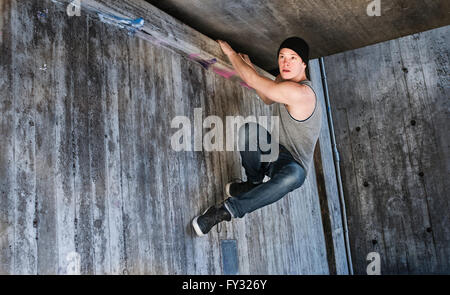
[291,82,316,106]
[285,84,316,121]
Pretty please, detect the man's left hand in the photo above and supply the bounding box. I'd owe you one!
[217,40,236,56]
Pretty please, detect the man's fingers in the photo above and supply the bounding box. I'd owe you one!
[239,53,249,61]
[238,53,255,69]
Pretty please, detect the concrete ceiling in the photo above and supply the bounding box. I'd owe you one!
[144,0,449,75]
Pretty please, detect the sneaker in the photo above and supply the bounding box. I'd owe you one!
[225,180,262,197]
[192,203,232,236]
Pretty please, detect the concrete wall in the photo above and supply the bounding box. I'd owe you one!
[144,0,450,73]
[0,0,346,274]
[324,25,450,274]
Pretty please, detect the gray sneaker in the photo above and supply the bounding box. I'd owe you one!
[192,203,232,236]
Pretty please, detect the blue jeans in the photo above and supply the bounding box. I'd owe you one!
[225,123,306,218]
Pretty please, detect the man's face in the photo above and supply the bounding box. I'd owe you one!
[278,48,306,80]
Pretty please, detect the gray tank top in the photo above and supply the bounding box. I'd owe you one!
[272,79,322,178]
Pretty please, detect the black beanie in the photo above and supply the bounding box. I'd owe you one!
[277,37,310,65]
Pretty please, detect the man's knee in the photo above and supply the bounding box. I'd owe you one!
[280,163,305,190]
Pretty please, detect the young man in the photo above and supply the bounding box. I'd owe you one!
[192,37,322,236]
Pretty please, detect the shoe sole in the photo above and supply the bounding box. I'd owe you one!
[192,209,208,237]
[225,179,243,198]
[225,182,233,198]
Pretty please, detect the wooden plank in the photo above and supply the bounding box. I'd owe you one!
[106,22,142,274]
[127,32,147,274]
[33,0,58,275]
[157,48,188,274]
[177,57,207,274]
[53,0,77,275]
[140,40,165,274]
[170,52,197,275]
[100,20,127,275]
[11,0,38,275]
[152,46,178,274]
[0,0,15,275]
[128,36,154,274]
[142,43,173,275]
[87,14,110,274]
[69,8,95,275]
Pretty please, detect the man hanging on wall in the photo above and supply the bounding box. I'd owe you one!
[192,37,322,236]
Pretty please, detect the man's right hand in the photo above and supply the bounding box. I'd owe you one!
[238,53,255,70]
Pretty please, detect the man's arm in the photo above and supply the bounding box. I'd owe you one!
[255,89,275,105]
[226,51,310,106]
[255,74,284,105]
[236,52,275,105]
